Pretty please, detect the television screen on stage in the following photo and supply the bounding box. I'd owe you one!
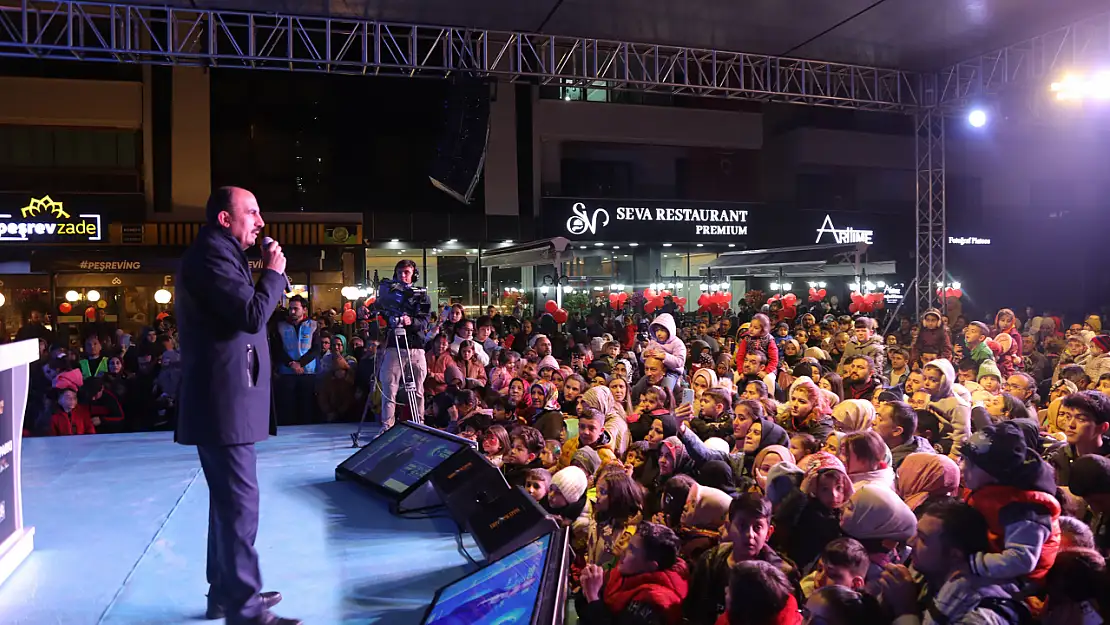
[336,421,474,499]
[421,527,570,625]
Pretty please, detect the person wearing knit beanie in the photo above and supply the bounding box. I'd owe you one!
[976,359,1002,394]
[550,465,588,505]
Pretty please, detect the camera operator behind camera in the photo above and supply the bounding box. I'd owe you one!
[376,259,431,428]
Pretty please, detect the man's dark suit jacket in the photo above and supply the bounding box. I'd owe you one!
[175,225,287,446]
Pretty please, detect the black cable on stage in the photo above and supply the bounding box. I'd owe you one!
[453,518,479,567]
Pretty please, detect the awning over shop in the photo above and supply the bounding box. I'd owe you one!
[480,237,574,269]
[707,243,896,278]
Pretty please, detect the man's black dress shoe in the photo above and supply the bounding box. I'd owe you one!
[206,591,283,620]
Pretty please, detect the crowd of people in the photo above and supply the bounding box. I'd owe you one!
[22,287,1110,625]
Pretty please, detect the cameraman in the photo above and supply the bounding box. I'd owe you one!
[378,259,431,428]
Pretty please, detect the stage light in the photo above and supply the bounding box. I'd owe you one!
[390,238,399,243]
[85,290,101,302]
[663,243,673,247]
[1051,71,1110,101]
[503,239,513,244]
[728,243,735,247]
[65,290,80,302]
[629,243,639,247]
[594,242,604,246]
[968,109,987,127]
[154,289,172,304]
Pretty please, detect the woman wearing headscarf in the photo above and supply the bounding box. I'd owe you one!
[678,482,733,563]
[741,417,790,477]
[752,444,796,493]
[531,380,566,442]
[580,385,631,457]
[831,399,876,433]
[838,485,917,594]
[895,452,961,512]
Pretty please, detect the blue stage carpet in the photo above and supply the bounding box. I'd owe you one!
[0,424,482,625]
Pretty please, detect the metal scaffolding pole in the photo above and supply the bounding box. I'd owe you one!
[0,0,925,111]
[914,107,946,319]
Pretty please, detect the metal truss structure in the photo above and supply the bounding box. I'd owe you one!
[0,0,1105,315]
[935,10,1110,110]
[0,0,925,111]
[914,106,946,319]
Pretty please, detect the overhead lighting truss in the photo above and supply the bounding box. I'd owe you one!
[935,11,1110,110]
[914,106,945,319]
[0,0,924,111]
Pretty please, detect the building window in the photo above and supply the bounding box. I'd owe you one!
[0,125,141,193]
[557,79,611,103]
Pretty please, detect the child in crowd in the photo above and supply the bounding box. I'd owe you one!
[977,359,1003,395]
[642,313,687,392]
[911,308,952,365]
[524,467,551,505]
[772,452,854,570]
[481,424,510,467]
[733,313,779,376]
[503,425,546,487]
[810,537,869,594]
[964,321,996,369]
[585,465,644,571]
[962,421,1062,584]
[684,493,796,625]
[540,439,562,471]
[49,388,96,436]
[789,433,820,464]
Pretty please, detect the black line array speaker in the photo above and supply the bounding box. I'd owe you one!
[428,77,491,205]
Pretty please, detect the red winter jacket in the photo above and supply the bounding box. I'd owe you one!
[50,406,97,436]
[602,559,689,625]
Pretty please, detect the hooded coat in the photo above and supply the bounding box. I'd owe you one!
[645,313,687,374]
[581,559,689,625]
[924,358,972,460]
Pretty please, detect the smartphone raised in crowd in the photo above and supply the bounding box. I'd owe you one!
[681,388,695,406]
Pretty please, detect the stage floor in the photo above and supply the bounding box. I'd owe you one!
[0,424,482,625]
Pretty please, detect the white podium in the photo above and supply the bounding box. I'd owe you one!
[0,339,39,587]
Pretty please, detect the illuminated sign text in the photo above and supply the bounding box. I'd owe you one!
[1,196,102,243]
[816,214,873,245]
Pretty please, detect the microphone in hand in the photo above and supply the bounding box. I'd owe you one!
[260,236,291,288]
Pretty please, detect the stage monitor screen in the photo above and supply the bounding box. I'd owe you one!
[421,527,569,625]
[337,421,473,499]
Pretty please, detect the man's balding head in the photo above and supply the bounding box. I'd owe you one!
[207,187,264,250]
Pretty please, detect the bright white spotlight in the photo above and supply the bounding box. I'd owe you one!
[65,290,80,302]
[86,290,101,302]
[968,109,987,128]
[154,289,173,304]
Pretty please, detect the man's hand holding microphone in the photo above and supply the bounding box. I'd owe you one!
[262,236,287,275]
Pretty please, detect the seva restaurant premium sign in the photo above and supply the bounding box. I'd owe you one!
[0,196,102,243]
[545,198,754,241]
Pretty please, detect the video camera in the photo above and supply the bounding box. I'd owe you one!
[374,278,431,327]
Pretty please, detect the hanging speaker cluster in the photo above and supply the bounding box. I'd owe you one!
[428,77,492,205]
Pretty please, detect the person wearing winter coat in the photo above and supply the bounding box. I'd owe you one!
[922,359,972,460]
[992,308,1023,378]
[579,522,689,625]
[1047,390,1110,488]
[838,317,886,377]
[1085,335,1110,387]
[641,313,687,392]
[910,308,953,366]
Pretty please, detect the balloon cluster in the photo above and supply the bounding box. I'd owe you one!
[544,299,569,324]
[808,287,827,303]
[697,291,731,316]
[608,292,630,310]
[849,291,886,314]
[766,293,798,320]
[937,287,963,300]
[342,301,357,325]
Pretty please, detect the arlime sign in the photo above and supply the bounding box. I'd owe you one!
[0,196,102,243]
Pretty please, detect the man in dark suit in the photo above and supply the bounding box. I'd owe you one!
[176,187,301,625]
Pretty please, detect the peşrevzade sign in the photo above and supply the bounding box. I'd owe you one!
[543,197,756,241]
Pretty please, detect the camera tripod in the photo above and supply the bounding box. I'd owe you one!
[351,325,422,447]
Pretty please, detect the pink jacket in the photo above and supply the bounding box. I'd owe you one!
[643,313,687,373]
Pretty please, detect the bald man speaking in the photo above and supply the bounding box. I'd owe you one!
[176,187,300,625]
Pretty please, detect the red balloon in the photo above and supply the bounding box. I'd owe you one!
[545,300,558,314]
[783,305,797,319]
[344,302,353,310]
[849,302,860,314]
[554,309,568,324]
[645,301,657,314]
[850,292,865,304]
[59,302,72,314]
[818,289,827,299]
[85,307,96,320]
[366,296,376,305]
[342,309,356,324]
[950,289,963,299]
[618,292,629,305]
[378,317,388,328]
[783,293,797,306]
[698,294,709,307]
[766,297,776,306]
